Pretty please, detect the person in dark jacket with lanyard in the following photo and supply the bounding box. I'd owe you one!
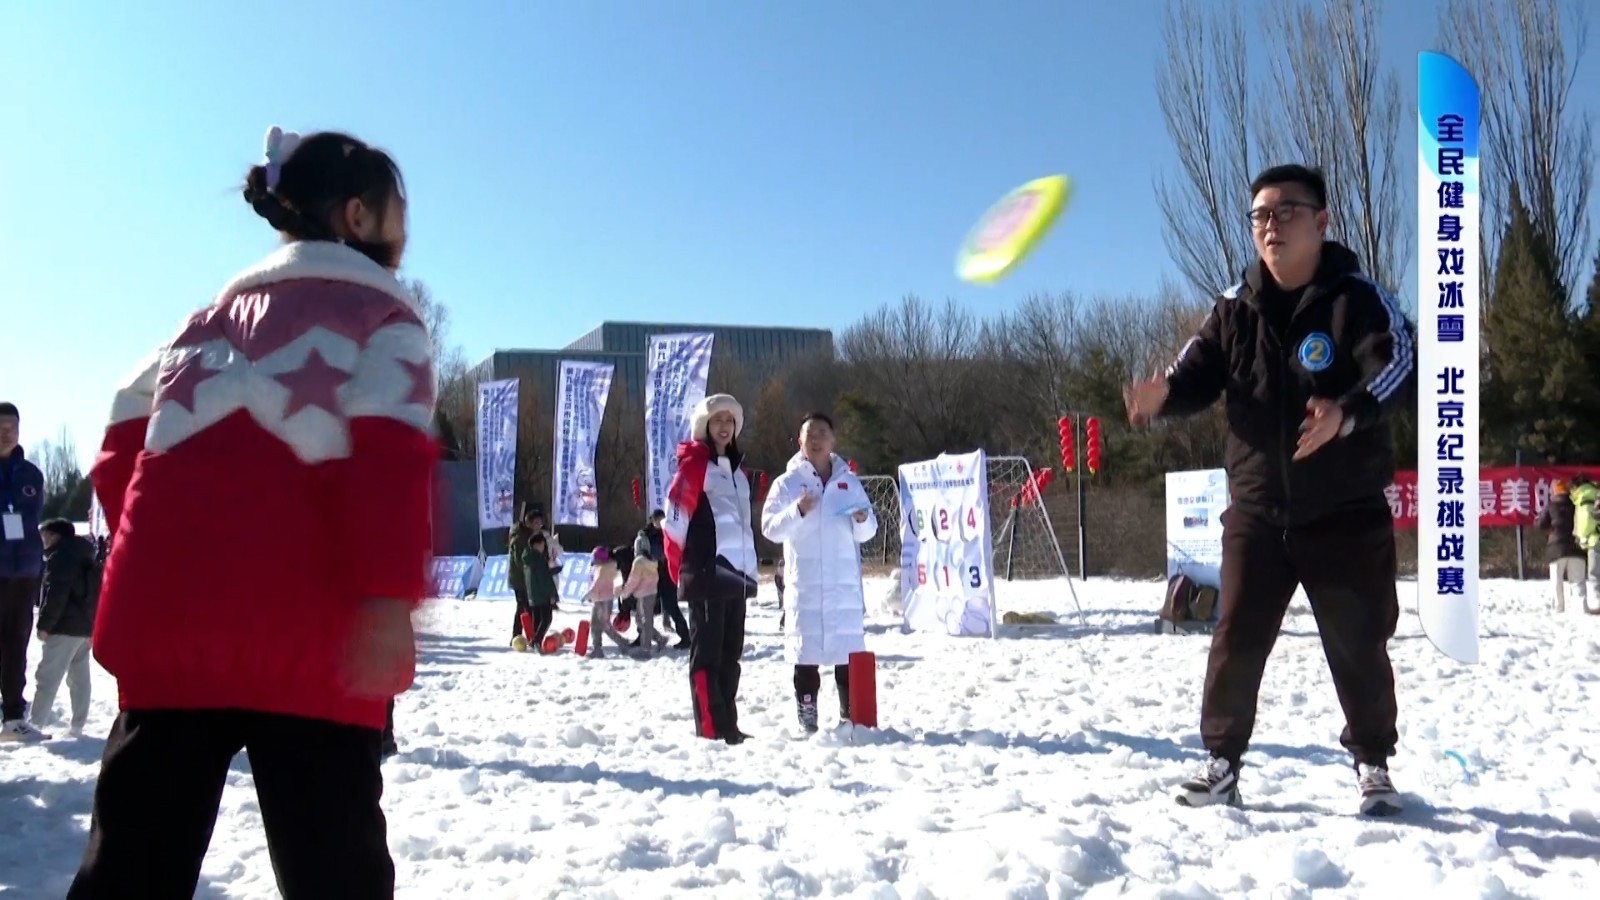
[1535,480,1590,614]
[31,519,100,738]
[0,402,49,743]
[1124,165,1414,817]
[663,394,759,745]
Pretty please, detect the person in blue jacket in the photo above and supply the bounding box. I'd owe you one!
[0,401,49,743]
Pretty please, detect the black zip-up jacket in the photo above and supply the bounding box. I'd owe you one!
[1535,495,1584,562]
[1159,242,1416,528]
[37,534,100,637]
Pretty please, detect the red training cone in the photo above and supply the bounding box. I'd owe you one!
[848,651,877,728]
[519,611,534,642]
[575,620,591,656]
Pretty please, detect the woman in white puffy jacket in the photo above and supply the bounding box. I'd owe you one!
[760,412,877,733]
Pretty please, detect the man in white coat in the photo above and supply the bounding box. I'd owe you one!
[760,413,878,734]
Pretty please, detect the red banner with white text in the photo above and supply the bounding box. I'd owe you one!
[1387,466,1600,530]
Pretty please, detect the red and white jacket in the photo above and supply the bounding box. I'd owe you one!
[90,241,438,730]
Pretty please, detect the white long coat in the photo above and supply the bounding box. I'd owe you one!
[760,452,878,666]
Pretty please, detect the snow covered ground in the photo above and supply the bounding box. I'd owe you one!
[4,576,1598,899]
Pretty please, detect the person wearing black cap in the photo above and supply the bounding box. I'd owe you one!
[0,401,49,743]
[30,518,100,737]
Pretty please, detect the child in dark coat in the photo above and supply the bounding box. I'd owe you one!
[523,534,559,650]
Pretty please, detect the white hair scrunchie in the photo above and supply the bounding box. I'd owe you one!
[262,125,304,193]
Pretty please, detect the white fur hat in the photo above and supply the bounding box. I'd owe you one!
[691,393,744,441]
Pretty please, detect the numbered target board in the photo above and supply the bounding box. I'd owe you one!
[897,450,997,637]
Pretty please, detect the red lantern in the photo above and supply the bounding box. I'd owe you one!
[1056,416,1075,473]
[1024,467,1050,506]
[1085,417,1103,476]
[630,477,642,509]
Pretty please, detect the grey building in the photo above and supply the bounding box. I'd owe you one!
[477,321,835,409]
[438,321,835,556]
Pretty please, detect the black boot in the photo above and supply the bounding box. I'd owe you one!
[838,688,851,723]
[797,693,819,734]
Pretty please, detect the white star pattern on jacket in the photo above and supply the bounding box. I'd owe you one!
[106,242,435,465]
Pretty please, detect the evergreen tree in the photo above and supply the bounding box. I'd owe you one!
[1483,185,1600,463]
[1590,245,1600,313]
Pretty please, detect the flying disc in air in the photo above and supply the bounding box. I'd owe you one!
[955,174,1072,284]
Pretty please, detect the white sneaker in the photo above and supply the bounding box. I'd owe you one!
[1175,756,1241,807]
[1358,763,1402,817]
[0,719,52,743]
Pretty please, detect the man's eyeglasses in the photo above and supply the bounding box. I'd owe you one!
[1248,201,1322,228]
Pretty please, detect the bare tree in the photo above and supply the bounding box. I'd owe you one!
[31,427,88,519]
[33,428,80,498]
[1441,0,1595,296]
[981,292,1084,419]
[404,277,477,453]
[837,296,992,458]
[593,378,647,527]
[513,378,552,513]
[1155,0,1259,296]
[1259,0,1412,296]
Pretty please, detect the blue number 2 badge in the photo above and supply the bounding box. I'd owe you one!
[1297,332,1335,373]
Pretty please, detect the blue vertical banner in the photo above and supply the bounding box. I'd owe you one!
[644,332,716,512]
[552,360,615,528]
[475,378,521,531]
[1416,51,1481,664]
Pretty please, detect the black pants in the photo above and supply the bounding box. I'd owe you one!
[529,605,553,645]
[685,582,747,740]
[794,664,849,702]
[383,700,395,747]
[0,576,38,721]
[510,587,531,639]
[1202,506,1400,769]
[658,578,690,642]
[70,709,394,899]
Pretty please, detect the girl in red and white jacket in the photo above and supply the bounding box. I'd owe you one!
[69,127,436,900]
[663,393,759,744]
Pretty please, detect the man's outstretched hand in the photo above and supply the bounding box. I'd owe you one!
[1123,374,1169,428]
[1294,397,1345,461]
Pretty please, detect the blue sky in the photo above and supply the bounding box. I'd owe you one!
[2,0,1597,470]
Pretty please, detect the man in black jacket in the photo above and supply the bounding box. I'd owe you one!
[0,402,48,743]
[30,519,99,738]
[1124,165,1413,817]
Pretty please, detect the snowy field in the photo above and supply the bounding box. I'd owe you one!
[4,576,1599,899]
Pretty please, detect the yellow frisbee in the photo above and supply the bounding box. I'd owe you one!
[955,175,1071,284]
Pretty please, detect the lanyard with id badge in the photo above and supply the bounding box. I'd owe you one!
[1,457,24,542]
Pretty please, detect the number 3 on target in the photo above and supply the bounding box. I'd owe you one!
[917,562,983,589]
